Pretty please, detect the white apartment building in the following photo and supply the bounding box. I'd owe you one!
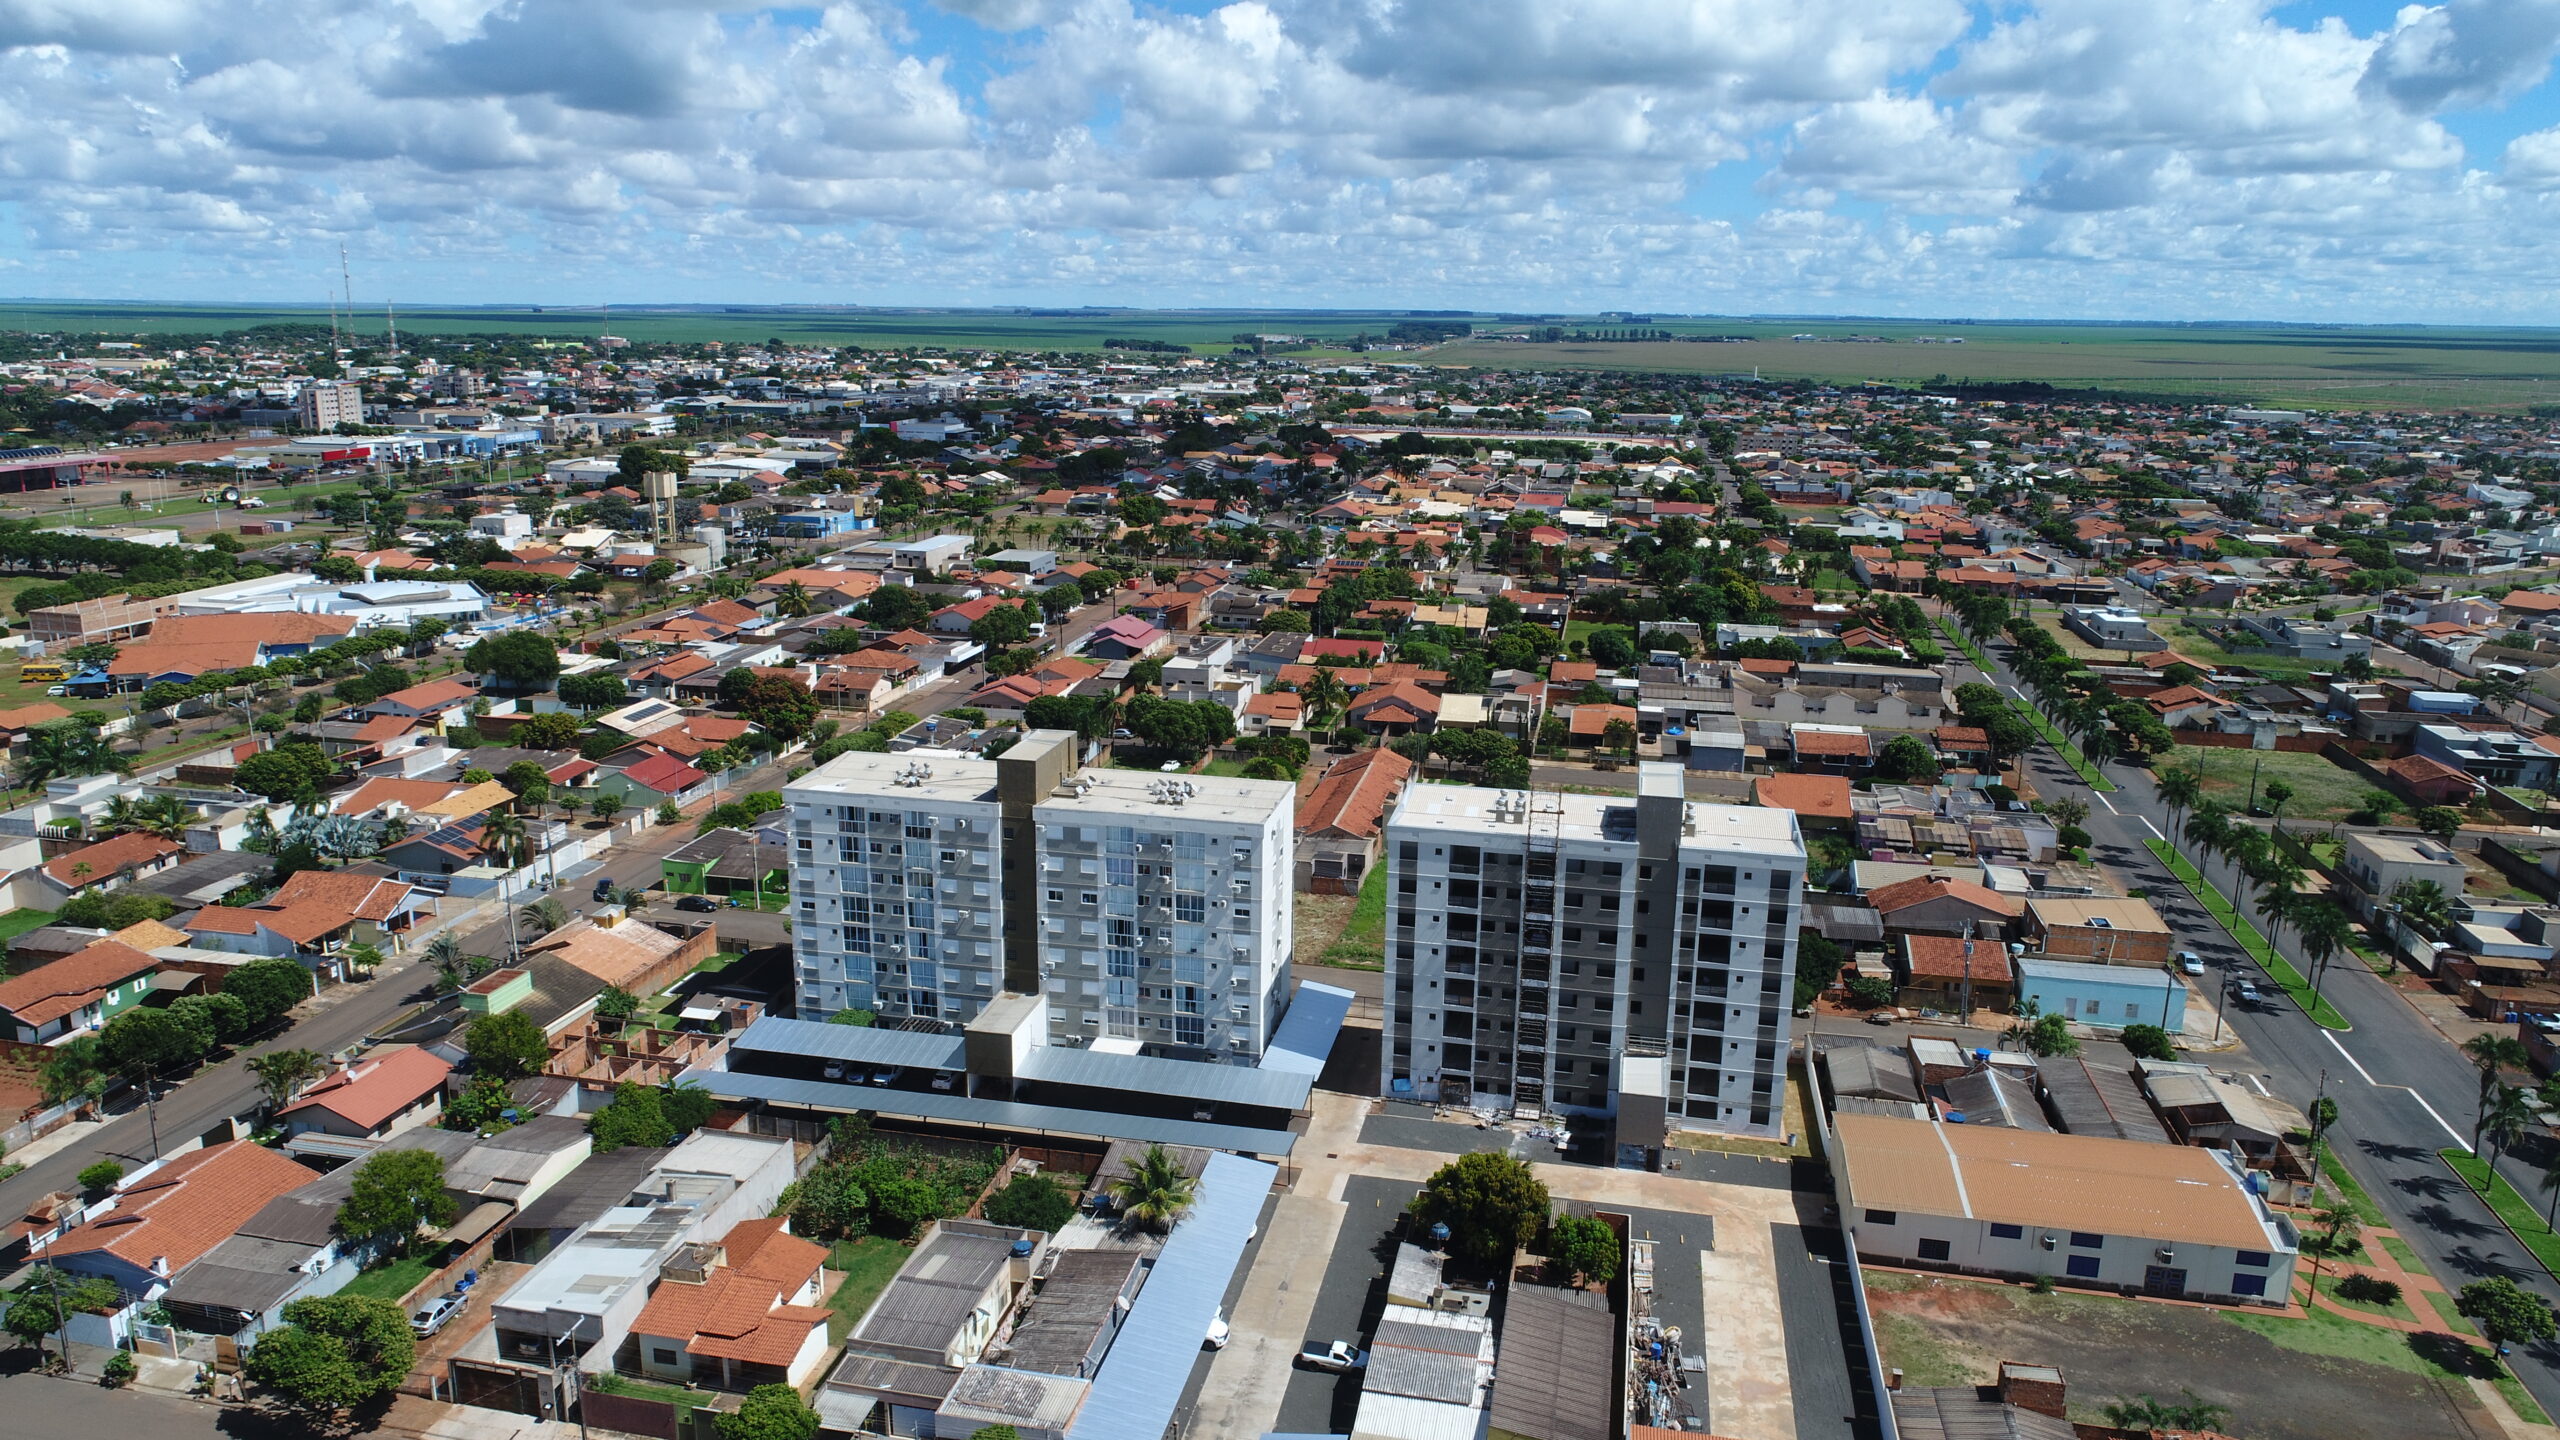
[783,731,1295,1060]
[1383,763,1805,1140]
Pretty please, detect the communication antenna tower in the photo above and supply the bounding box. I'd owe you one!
[387,300,399,359]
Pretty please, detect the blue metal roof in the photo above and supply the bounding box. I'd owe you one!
[1018,1044,1310,1112]
[1068,1152,1276,1440]
[731,1016,967,1071]
[1263,980,1356,1076]
[680,1068,1299,1157]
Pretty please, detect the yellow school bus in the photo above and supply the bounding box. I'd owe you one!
[15,662,67,683]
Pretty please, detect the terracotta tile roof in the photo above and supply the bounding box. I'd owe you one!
[276,1046,454,1131]
[375,677,478,712]
[0,701,73,732]
[1865,875,2023,918]
[1549,660,1599,684]
[41,832,182,889]
[1567,703,1638,737]
[1245,692,1303,722]
[1791,729,1874,758]
[634,1248,832,1368]
[425,781,520,819]
[530,917,687,991]
[109,919,191,951]
[107,613,360,678]
[1754,774,1853,821]
[1902,934,2016,983]
[1297,747,1415,839]
[0,941,160,1028]
[348,714,420,745]
[1347,680,1441,722]
[42,1139,317,1275]
[268,869,417,923]
[334,777,472,818]
[183,902,354,947]
[618,752,708,795]
[693,599,761,626]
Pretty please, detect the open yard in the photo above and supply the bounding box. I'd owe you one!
[825,1235,912,1342]
[2160,622,2336,684]
[1318,863,1387,970]
[337,1254,433,1304]
[1865,1270,2498,1440]
[2176,745,2374,827]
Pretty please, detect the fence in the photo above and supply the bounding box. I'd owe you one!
[581,1384,683,1440]
[2170,730,2331,753]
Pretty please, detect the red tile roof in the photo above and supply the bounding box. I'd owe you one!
[619,752,709,795]
[43,1140,317,1276]
[1902,934,2016,984]
[1754,774,1852,821]
[0,941,159,1029]
[1296,747,1415,840]
[277,1046,454,1132]
[41,832,183,890]
[1864,875,2023,918]
[632,1218,831,1367]
[1790,729,1874,758]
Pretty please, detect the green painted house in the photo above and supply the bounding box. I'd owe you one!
[661,827,786,898]
[0,939,161,1045]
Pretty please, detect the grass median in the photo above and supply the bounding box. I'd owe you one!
[1934,619,2116,792]
[2442,1150,2560,1280]
[2144,837,2351,1029]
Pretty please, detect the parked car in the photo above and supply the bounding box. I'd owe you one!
[594,878,616,902]
[675,894,720,913]
[822,1061,847,1081]
[411,1291,467,1338]
[2179,951,2205,975]
[1206,1312,1230,1350]
[1298,1341,1366,1372]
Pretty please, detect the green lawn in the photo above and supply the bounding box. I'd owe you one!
[2181,746,2374,826]
[2319,1146,2390,1228]
[2222,1296,2500,1384]
[2306,1270,2418,1324]
[2163,622,2335,684]
[2378,1234,2425,1272]
[826,1236,912,1343]
[1319,862,1389,969]
[0,908,59,945]
[2442,1151,2560,1279]
[1198,757,1261,778]
[587,1372,708,1421]
[2145,838,2350,1029]
[337,1255,433,1303]
[1932,618,2115,790]
[2423,1285,2478,1334]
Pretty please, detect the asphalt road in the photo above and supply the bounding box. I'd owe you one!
[1951,612,2560,1416]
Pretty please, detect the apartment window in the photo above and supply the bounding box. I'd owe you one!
[2231,1273,2268,1297]
[1917,1239,1951,1262]
[2065,1255,2102,1279]
[2069,1232,2104,1250]
[2236,1250,2270,1268]
[1862,1209,1898,1226]
[1989,1223,2025,1240]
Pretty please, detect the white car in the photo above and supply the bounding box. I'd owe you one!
[2178,952,2204,976]
[1206,1312,1229,1350]
[1298,1340,1367,1372]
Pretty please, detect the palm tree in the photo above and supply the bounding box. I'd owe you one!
[518,895,568,936]
[776,581,814,619]
[2183,802,2231,866]
[2297,900,2354,1004]
[1108,1143,1199,1233]
[423,931,469,992]
[2156,765,2203,839]
[2389,878,2454,941]
[2485,1083,2537,1180]
[2466,1034,2532,1154]
[480,810,533,873]
[2540,1151,2560,1230]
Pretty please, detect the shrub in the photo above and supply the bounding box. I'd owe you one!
[983,1174,1076,1233]
[76,1160,124,1194]
[2337,1273,2402,1306]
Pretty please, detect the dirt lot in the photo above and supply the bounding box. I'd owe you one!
[1865,1270,2492,1440]
[1292,890,1356,969]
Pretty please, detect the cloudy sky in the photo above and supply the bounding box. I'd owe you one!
[6,0,2560,322]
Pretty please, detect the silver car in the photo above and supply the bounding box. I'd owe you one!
[411,1291,467,1338]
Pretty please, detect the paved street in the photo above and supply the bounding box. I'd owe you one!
[1951,611,2560,1418]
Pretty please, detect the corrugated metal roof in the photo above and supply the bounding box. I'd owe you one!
[1018,1044,1310,1112]
[733,1016,967,1071]
[1066,1152,1275,1440]
[1263,981,1355,1076]
[682,1068,1300,1156]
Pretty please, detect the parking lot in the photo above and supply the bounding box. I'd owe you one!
[1271,1174,1422,1435]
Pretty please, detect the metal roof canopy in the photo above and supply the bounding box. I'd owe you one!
[682,1068,1300,1157]
[1262,980,1355,1077]
[1018,1044,1311,1113]
[734,1016,967,1071]
[1065,1152,1276,1440]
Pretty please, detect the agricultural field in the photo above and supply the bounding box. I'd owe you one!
[1431,319,2560,414]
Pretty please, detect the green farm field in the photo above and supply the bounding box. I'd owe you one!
[0,301,1421,355]
[1431,319,2560,412]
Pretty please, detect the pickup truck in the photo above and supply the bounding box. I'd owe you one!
[1298,1340,1367,1372]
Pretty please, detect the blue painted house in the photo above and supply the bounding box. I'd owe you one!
[2017,957,2185,1033]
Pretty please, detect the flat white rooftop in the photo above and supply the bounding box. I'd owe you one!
[1388,782,1802,859]
[1035,768,1289,827]
[790,752,1001,806]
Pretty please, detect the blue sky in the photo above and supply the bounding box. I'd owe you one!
[5,0,2560,323]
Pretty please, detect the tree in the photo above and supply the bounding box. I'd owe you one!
[336,1149,460,1253]
[1410,1151,1550,1267]
[2118,1023,2176,1061]
[248,1047,327,1111]
[558,671,628,711]
[2414,805,2465,840]
[14,715,127,788]
[2465,1034,2532,1155]
[721,668,821,741]
[588,1082,676,1152]
[100,1007,203,1075]
[596,986,639,1021]
[1108,1143,1200,1233]
[3,1268,121,1357]
[228,956,313,1028]
[828,1007,877,1027]
[2390,877,2454,939]
[244,1294,416,1414]
[592,790,630,824]
[513,710,583,750]
[969,601,1035,649]
[480,808,532,872]
[1873,733,1940,783]
[77,1159,124,1193]
[717,1383,820,1440]
[38,1036,107,1105]
[2356,787,2401,825]
[2017,1011,2078,1058]
[465,1009,551,1081]
[864,584,933,631]
[1543,1213,1620,1286]
[464,630,561,690]
[235,742,338,803]
[2262,778,2296,832]
[2485,1082,2537,1175]
[984,1174,1076,1233]
[971,1428,1024,1440]
[2460,1277,2559,1351]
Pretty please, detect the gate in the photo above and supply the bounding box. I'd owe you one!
[449,1358,561,1418]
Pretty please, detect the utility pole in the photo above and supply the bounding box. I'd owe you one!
[2307,1068,2330,1190]
[1958,917,1977,1024]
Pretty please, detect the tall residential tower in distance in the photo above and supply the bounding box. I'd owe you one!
[1382,763,1805,1140]
[783,730,1295,1060]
